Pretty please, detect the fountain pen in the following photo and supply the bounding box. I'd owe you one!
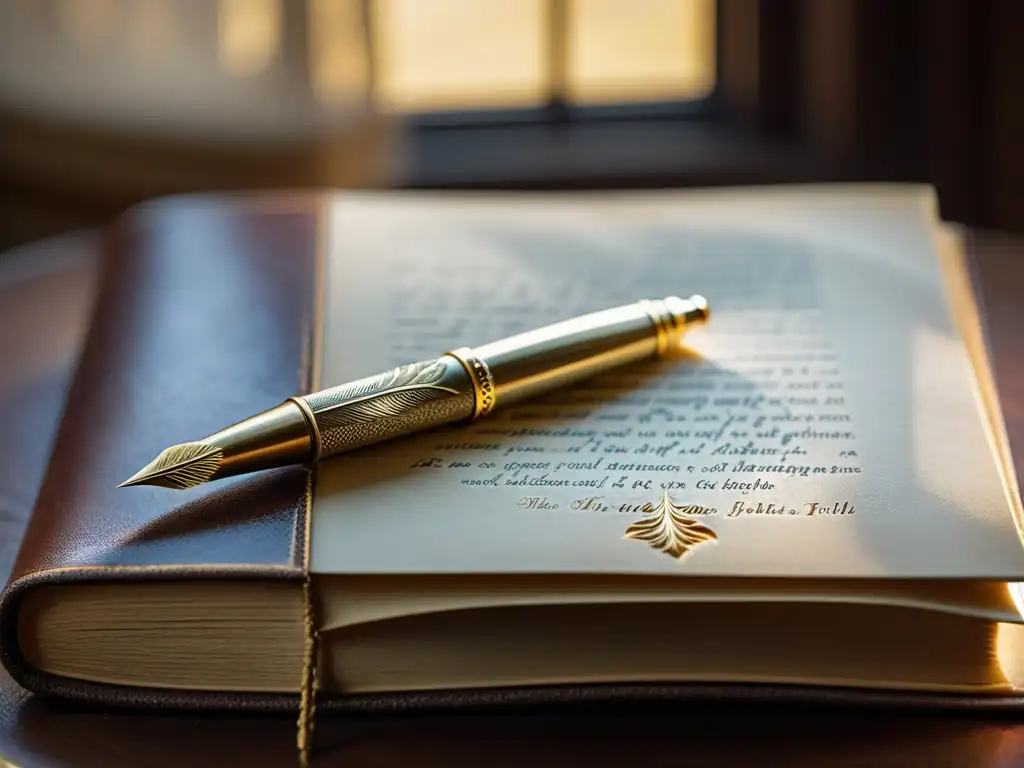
[119,295,709,490]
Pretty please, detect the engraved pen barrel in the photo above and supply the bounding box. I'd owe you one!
[300,294,708,462]
[452,294,709,412]
[120,296,708,489]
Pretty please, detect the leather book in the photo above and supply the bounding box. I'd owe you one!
[5,185,1024,728]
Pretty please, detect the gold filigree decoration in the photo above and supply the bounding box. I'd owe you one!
[624,489,718,559]
[446,348,495,419]
[118,441,223,489]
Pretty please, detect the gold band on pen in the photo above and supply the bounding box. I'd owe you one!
[638,299,673,356]
[643,295,710,355]
[289,395,323,462]
[447,347,496,419]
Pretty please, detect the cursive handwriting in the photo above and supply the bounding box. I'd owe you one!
[389,233,860,503]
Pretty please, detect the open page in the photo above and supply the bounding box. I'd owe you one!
[310,186,1024,579]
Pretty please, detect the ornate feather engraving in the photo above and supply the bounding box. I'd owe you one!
[304,358,452,413]
[118,441,224,490]
[624,489,718,559]
[304,356,475,456]
[316,387,452,428]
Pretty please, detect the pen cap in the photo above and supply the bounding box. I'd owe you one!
[457,295,708,410]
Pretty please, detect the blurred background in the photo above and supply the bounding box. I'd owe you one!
[0,0,1020,252]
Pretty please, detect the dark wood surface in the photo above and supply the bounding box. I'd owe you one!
[2,225,1024,767]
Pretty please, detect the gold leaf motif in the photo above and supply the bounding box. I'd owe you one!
[624,489,718,559]
[120,441,224,490]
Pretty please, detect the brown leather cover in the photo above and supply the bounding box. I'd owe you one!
[0,194,320,711]
[3,194,1024,723]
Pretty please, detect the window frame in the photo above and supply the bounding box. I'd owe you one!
[389,0,723,130]
[395,0,825,191]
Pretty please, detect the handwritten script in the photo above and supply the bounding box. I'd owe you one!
[381,232,860,516]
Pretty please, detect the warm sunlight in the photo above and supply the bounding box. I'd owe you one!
[309,0,372,105]
[567,0,716,104]
[372,0,716,111]
[996,584,1024,688]
[43,0,716,115]
[218,0,280,77]
[372,0,547,111]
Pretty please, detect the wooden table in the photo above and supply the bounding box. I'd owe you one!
[2,226,1024,767]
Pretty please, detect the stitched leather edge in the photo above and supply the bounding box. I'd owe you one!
[298,472,319,765]
[296,193,329,765]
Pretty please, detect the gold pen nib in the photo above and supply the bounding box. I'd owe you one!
[117,400,318,491]
[119,441,224,490]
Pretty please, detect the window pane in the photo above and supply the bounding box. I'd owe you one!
[372,0,545,112]
[219,0,281,77]
[309,0,371,105]
[567,0,715,104]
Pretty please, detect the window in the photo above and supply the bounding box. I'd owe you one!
[213,0,717,120]
[303,0,729,188]
[2,0,1017,242]
[368,0,717,117]
[1,0,717,132]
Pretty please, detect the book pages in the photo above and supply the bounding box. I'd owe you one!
[310,186,1024,579]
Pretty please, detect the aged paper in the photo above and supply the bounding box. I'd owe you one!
[310,186,1024,578]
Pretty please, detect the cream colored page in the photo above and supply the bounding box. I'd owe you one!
[310,186,1024,578]
[934,223,1024,551]
[316,575,1021,629]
